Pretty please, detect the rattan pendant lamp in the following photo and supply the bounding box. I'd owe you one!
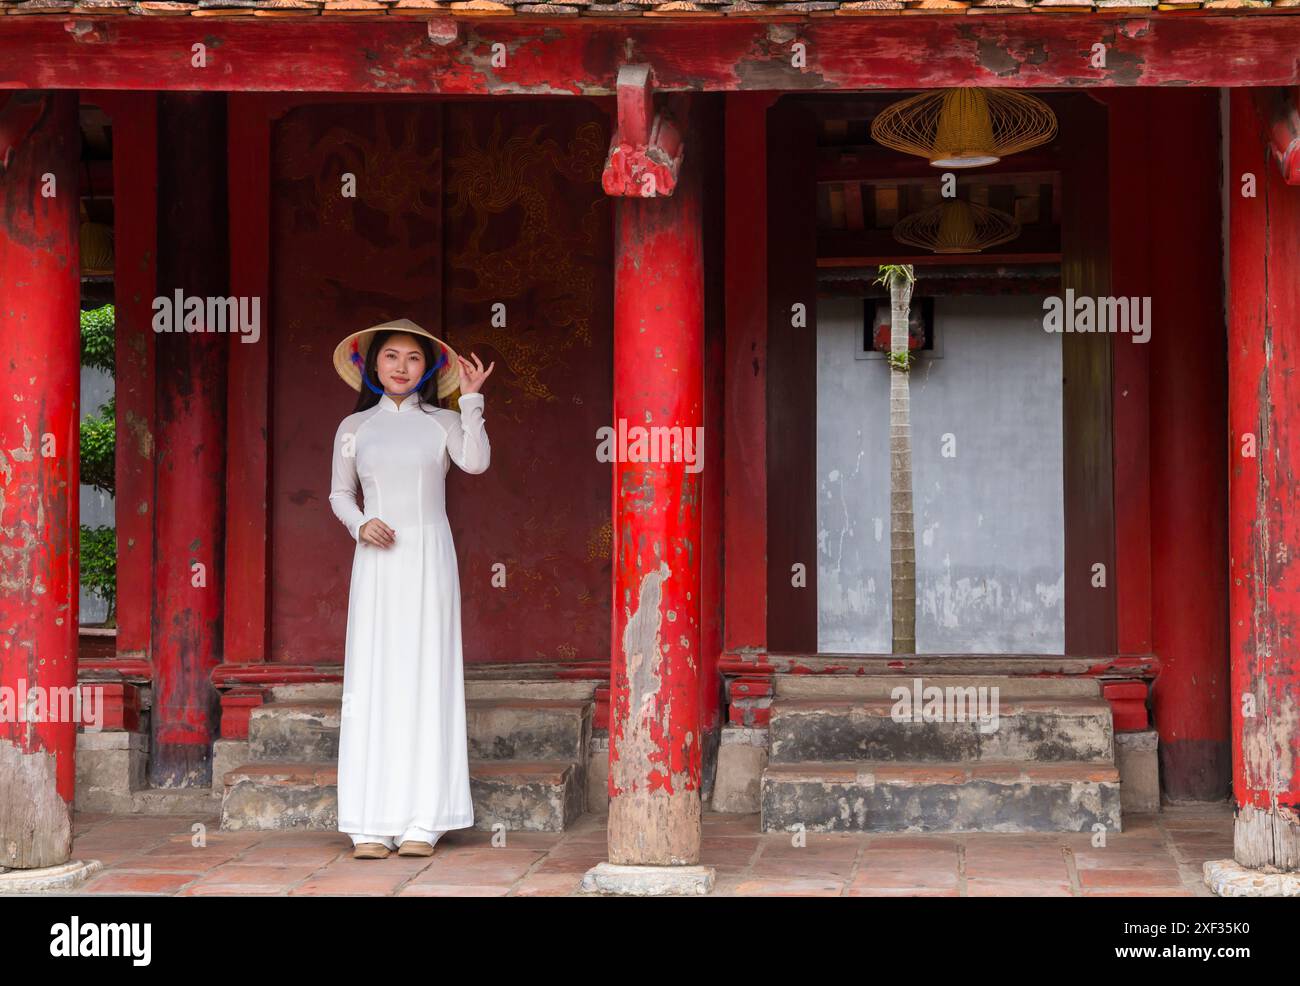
[79,161,114,277]
[893,199,1021,255]
[871,88,1057,168]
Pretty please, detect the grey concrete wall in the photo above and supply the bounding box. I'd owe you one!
[816,294,1064,654]
[816,296,891,652]
[80,364,115,625]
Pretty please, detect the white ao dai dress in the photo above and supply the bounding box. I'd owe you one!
[328,390,490,848]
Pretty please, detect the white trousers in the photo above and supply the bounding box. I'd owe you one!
[349,825,446,849]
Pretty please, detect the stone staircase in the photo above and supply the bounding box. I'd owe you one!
[760,675,1122,833]
[220,678,594,833]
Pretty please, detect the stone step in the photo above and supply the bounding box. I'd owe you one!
[772,674,1102,700]
[248,701,340,763]
[768,697,1114,764]
[246,697,591,765]
[220,758,584,832]
[464,679,597,701]
[761,761,1122,833]
[466,698,591,762]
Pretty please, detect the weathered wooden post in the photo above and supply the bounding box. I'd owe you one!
[1208,87,1300,895]
[149,93,229,788]
[584,72,713,895]
[0,91,100,886]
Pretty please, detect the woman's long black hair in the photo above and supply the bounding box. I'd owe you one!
[353,329,448,414]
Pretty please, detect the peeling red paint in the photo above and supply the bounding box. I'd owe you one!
[2,18,1300,95]
[606,95,704,866]
[1227,90,1300,868]
[148,93,227,788]
[0,91,80,866]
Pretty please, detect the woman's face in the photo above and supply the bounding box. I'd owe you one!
[374,333,427,394]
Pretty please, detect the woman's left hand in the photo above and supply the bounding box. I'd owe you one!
[457,351,495,395]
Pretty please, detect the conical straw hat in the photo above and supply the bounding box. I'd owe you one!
[332,318,461,400]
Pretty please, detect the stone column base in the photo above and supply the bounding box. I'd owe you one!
[586,734,609,815]
[581,862,715,896]
[0,860,103,893]
[712,726,768,813]
[1204,859,1300,897]
[75,729,147,812]
[1115,729,1159,813]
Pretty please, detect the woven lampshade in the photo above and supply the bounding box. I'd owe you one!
[892,199,1021,254]
[79,201,114,276]
[80,222,114,276]
[871,88,1058,168]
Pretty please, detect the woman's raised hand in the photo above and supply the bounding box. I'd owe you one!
[359,518,396,548]
[457,351,495,395]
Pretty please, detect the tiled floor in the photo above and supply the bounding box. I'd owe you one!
[38,803,1231,896]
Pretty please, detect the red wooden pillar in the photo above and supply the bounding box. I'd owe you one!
[0,91,81,868]
[1144,90,1230,799]
[94,92,158,668]
[606,93,706,868]
[723,92,773,656]
[223,93,273,666]
[1225,88,1300,873]
[149,93,229,787]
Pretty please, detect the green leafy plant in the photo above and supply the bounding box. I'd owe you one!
[874,263,916,291]
[79,304,116,624]
[80,395,115,497]
[80,304,115,374]
[80,524,117,627]
[886,350,913,372]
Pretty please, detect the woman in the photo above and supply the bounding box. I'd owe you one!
[328,317,494,860]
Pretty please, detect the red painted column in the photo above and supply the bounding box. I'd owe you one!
[1226,88,1300,870]
[699,94,725,758]
[0,91,81,868]
[722,93,773,656]
[223,94,272,666]
[94,92,158,668]
[150,93,229,787]
[608,95,705,866]
[1102,89,1153,662]
[1144,90,1230,800]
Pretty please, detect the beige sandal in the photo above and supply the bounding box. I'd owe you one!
[353,842,392,859]
[397,840,436,857]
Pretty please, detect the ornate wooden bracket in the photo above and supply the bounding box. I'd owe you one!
[601,64,684,198]
[1255,87,1300,185]
[0,92,49,178]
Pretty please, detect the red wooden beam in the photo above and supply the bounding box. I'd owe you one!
[5,17,1300,94]
[819,227,1061,259]
[817,151,1061,184]
[0,90,82,869]
[817,252,1062,268]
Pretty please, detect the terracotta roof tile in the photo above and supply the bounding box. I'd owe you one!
[838,0,906,13]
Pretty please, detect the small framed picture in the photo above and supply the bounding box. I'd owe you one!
[857,297,940,360]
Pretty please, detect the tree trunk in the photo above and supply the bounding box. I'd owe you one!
[889,274,916,654]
